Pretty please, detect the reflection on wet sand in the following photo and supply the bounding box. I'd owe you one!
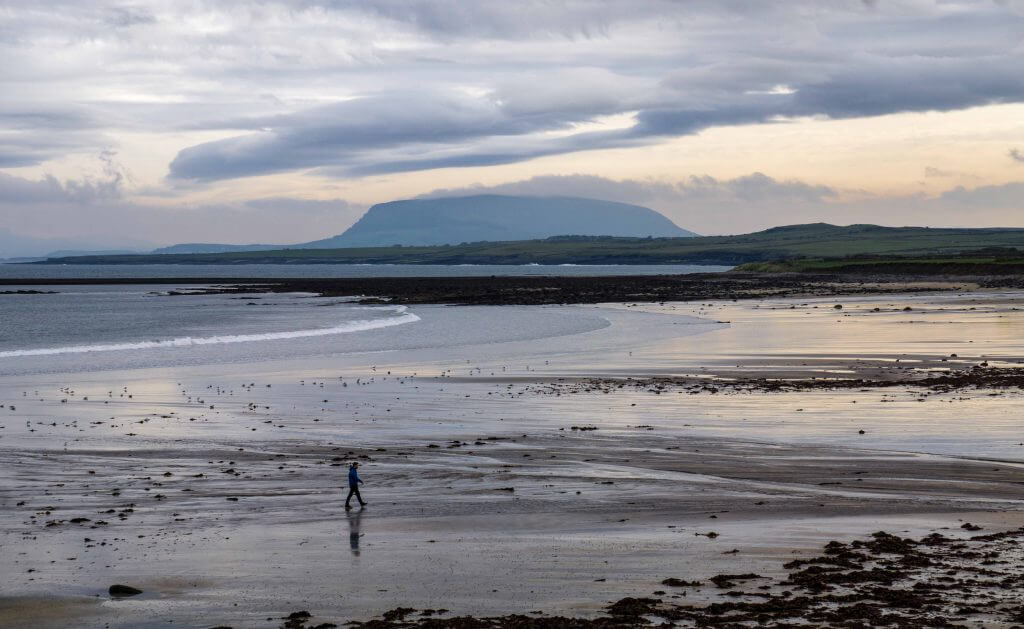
[347,508,363,556]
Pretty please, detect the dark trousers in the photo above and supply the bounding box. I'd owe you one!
[346,485,364,505]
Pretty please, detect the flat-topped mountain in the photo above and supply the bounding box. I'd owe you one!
[305,195,695,248]
[150,195,694,254]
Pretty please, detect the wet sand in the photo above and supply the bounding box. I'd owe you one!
[2,291,1024,627]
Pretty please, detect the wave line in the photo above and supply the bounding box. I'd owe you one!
[0,311,420,358]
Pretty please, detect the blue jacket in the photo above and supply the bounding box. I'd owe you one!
[348,466,363,486]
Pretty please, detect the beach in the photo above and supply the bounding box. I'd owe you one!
[2,287,1024,627]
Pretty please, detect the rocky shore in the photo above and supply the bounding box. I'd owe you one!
[250,525,1024,628]
[1,272,1011,305]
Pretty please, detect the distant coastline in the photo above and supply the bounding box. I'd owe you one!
[3,272,1020,306]
[27,223,1024,268]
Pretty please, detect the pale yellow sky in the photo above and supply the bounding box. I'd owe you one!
[116,103,1023,209]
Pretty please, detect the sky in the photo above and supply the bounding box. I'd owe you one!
[2,0,1024,255]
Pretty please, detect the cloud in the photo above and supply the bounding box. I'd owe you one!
[138,2,1024,181]
[423,172,836,205]
[0,170,122,205]
[938,181,1024,208]
[1010,148,1024,163]
[104,6,156,28]
[924,166,980,181]
[925,167,955,178]
[340,0,648,40]
[168,52,1024,181]
[168,91,542,180]
[0,106,112,167]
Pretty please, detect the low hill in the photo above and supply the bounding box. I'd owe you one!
[45,248,144,258]
[32,223,1024,267]
[151,243,282,255]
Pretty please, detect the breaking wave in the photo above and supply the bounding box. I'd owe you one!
[0,307,420,358]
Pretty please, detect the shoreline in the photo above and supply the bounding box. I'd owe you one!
[339,522,1024,627]
[0,271,1017,305]
[2,290,1024,627]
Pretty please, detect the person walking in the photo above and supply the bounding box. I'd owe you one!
[345,461,367,509]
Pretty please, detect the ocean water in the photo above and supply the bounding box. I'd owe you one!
[0,263,730,280]
[0,285,626,376]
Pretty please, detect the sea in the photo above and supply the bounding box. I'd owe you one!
[0,263,728,376]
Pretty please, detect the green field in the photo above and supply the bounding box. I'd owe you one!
[35,223,1024,267]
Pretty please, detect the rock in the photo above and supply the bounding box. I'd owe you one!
[381,607,416,621]
[607,597,662,617]
[108,584,142,597]
[709,573,766,588]
[662,577,702,587]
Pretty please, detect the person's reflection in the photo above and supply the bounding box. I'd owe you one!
[347,507,363,556]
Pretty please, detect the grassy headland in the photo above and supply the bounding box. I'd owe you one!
[32,223,1024,266]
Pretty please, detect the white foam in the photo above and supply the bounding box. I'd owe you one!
[0,310,420,358]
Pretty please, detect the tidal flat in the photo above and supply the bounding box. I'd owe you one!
[1,290,1024,627]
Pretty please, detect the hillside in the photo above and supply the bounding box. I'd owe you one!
[33,223,1024,266]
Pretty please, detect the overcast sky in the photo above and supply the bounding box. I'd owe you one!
[2,0,1024,255]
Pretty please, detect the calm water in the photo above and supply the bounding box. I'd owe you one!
[0,263,730,280]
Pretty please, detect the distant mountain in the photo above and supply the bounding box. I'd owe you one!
[0,227,154,259]
[46,249,143,258]
[307,195,695,248]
